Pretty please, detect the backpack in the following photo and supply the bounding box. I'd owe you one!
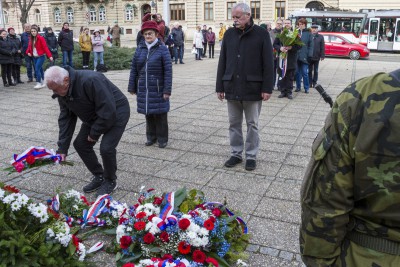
[96,64,108,73]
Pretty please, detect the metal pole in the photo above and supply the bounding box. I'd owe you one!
[163,0,170,26]
[0,0,5,29]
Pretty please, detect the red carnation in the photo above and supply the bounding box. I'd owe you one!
[212,208,222,217]
[143,233,155,244]
[153,197,163,205]
[3,185,20,193]
[192,249,206,263]
[204,219,215,230]
[120,235,132,249]
[26,155,36,165]
[122,263,135,267]
[162,254,173,260]
[209,216,216,223]
[178,241,191,254]
[148,214,156,222]
[206,257,219,267]
[134,221,146,231]
[178,218,191,230]
[136,211,147,219]
[159,231,170,243]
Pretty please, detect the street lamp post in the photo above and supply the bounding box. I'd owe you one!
[0,0,5,29]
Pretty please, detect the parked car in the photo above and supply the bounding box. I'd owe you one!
[320,33,370,60]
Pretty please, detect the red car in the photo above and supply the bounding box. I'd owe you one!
[320,33,370,60]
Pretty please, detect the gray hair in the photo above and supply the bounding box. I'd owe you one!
[233,3,251,15]
[44,66,69,85]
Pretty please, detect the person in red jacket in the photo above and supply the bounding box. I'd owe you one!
[26,26,53,89]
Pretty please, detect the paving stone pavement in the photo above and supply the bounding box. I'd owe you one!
[0,52,399,266]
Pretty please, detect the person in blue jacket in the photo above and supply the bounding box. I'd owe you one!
[128,20,172,148]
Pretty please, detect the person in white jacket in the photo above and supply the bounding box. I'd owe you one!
[91,29,105,71]
[193,26,204,60]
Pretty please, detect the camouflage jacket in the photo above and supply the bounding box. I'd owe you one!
[300,69,400,267]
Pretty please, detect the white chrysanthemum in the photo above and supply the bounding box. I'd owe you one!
[198,227,209,236]
[56,232,72,247]
[2,193,18,204]
[145,221,161,235]
[77,243,86,261]
[11,202,22,211]
[0,189,5,200]
[188,222,200,233]
[126,226,132,232]
[187,231,197,240]
[181,214,192,220]
[47,228,55,238]
[116,224,126,243]
[139,259,155,265]
[65,189,82,200]
[17,194,29,205]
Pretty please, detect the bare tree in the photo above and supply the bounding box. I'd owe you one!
[18,0,35,25]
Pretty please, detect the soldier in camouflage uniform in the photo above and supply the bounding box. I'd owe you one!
[300,69,400,267]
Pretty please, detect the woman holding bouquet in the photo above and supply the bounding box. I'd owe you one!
[273,19,302,99]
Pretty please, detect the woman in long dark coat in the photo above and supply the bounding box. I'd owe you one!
[0,30,15,87]
[8,27,24,84]
[44,27,59,66]
[128,20,172,148]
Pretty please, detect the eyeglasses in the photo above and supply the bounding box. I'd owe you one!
[143,32,155,36]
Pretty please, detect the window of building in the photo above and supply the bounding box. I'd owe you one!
[227,2,235,20]
[275,1,285,19]
[54,7,61,23]
[125,4,133,21]
[170,4,185,20]
[250,1,260,20]
[126,29,133,34]
[3,11,8,25]
[99,6,106,22]
[89,6,96,22]
[204,2,213,20]
[35,9,41,24]
[67,7,74,23]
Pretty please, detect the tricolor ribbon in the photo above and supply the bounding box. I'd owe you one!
[205,202,248,234]
[87,241,104,254]
[81,194,111,227]
[155,258,190,267]
[152,192,177,230]
[10,146,62,166]
[279,54,288,79]
[49,194,60,213]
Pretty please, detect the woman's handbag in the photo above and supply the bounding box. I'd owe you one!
[191,47,197,54]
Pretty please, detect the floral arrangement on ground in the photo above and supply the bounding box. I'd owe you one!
[0,182,250,267]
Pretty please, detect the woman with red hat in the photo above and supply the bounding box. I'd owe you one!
[26,26,53,89]
[128,20,172,148]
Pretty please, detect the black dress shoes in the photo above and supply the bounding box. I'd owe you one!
[145,140,156,146]
[158,142,168,148]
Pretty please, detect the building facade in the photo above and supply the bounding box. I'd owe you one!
[1,0,400,44]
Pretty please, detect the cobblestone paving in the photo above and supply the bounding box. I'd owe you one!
[0,51,399,266]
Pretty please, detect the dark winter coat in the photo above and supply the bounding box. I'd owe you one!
[54,67,130,154]
[206,32,216,44]
[297,28,314,64]
[273,37,301,70]
[201,29,208,44]
[20,32,30,55]
[171,28,184,46]
[310,33,325,61]
[216,18,274,100]
[0,37,15,64]
[128,40,172,115]
[8,34,23,65]
[45,32,59,59]
[58,29,74,52]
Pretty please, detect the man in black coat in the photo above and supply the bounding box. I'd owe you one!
[216,3,273,171]
[44,66,130,197]
[308,25,325,87]
[58,22,74,67]
[273,19,301,99]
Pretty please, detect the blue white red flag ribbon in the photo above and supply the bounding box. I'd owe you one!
[10,146,62,166]
[205,202,248,234]
[155,258,190,267]
[81,194,111,227]
[279,54,287,79]
[152,192,177,230]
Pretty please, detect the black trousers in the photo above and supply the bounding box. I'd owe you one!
[279,69,295,95]
[202,42,207,56]
[73,111,129,181]
[12,64,21,81]
[82,51,91,66]
[146,113,168,144]
[1,64,12,85]
[208,44,215,58]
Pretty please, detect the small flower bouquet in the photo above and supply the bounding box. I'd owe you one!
[3,146,73,174]
[276,28,304,59]
[109,188,249,266]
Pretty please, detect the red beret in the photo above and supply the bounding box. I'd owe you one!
[7,27,14,33]
[141,20,159,34]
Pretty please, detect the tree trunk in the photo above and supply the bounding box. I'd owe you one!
[18,0,36,25]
